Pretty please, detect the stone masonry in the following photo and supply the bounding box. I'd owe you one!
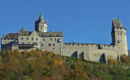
[1,14,128,62]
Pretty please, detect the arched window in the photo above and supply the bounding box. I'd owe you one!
[99,53,106,63]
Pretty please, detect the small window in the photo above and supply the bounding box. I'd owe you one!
[33,43,38,46]
[48,44,51,46]
[43,38,45,41]
[21,37,23,40]
[53,48,55,50]
[117,40,120,43]
[41,44,44,46]
[27,37,29,40]
[32,38,34,40]
[55,38,57,41]
[57,38,61,43]
[36,38,38,40]
[50,38,52,41]
[53,44,55,46]
[120,33,122,35]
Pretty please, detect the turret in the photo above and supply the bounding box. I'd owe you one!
[20,26,24,32]
[35,14,47,32]
[111,19,128,55]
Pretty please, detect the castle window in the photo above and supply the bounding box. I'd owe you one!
[117,40,120,43]
[34,43,38,46]
[120,33,122,35]
[50,38,52,41]
[43,38,45,41]
[21,37,23,40]
[53,44,55,46]
[32,38,34,40]
[36,38,38,40]
[27,37,29,40]
[57,38,61,43]
[53,48,55,50]
[41,44,44,46]
[48,44,51,46]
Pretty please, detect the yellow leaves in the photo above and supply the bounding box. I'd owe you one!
[120,54,127,62]
[23,76,32,80]
[108,58,118,65]
[65,66,90,80]
[0,50,90,80]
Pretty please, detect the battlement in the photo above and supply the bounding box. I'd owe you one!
[64,43,115,49]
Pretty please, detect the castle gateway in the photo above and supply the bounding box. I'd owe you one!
[1,14,128,62]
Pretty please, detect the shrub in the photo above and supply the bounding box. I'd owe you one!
[108,59,118,65]
[120,54,127,62]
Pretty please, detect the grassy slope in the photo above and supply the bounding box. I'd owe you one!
[63,56,130,80]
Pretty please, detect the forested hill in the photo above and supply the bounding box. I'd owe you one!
[0,50,130,80]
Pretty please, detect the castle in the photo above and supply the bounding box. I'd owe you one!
[1,14,128,62]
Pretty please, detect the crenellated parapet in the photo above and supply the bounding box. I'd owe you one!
[63,43,115,50]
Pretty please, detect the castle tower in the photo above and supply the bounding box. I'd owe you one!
[111,19,128,56]
[35,14,47,32]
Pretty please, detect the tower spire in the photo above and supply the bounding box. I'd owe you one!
[20,26,24,32]
[39,13,44,22]
[35,14,47,32]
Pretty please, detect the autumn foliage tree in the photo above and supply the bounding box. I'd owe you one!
[108,58,118,65]
[64,66,90,80]
[120,54,127,62]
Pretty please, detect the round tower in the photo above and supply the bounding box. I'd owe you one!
[111,19,128,56]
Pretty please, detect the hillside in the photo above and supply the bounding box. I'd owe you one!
[0,50,130,80]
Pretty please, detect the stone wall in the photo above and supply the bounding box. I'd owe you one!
[62,43,117,62]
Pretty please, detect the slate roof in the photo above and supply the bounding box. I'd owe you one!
[112,19,123,28]
[18,31,32,36]
[3,33,18,39]
[3,30,63,39]
[37,32,63,37]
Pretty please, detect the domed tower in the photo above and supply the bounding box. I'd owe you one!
[35,14,47,32]
[111,19,128,56]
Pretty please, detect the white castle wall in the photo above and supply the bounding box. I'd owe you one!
[62,43,117,62]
